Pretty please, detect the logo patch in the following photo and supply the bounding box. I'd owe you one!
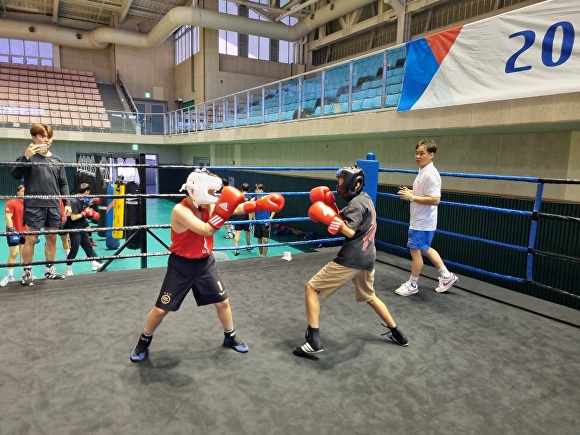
[160,293,171,304]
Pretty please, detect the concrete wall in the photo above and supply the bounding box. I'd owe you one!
[114,40,175,104]
[1,122,578,202]
[60,45,114,83]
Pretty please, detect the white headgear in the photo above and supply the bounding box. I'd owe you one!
[180,169,223,205]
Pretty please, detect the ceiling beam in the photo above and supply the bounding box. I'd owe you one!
[52,0,60,24]
[118,0,134,24]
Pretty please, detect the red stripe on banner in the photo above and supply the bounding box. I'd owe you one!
[425,25,463,65]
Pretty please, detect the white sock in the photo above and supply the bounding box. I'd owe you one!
[409,276,419,287]
[8,267,14,277]
[438,267,451,279]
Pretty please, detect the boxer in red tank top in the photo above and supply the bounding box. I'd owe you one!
[130,169,285,362]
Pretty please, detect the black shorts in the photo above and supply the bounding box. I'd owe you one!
[6,234,26,247]
[254,223,270,239]
[58,222,69,236]
[24,206,62,229]
[155,253,228,311]
[234,223,251,232]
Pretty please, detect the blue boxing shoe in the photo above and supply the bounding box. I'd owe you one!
[130,333,152,362]
[223,332,249,353]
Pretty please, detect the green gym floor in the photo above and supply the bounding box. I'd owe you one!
[0,198,313,281]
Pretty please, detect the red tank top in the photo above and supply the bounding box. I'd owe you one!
[5,199,25,232]
[169,199,214,259]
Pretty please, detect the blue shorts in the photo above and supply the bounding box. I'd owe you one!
[407,229,435,251]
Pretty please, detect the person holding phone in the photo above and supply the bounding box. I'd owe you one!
[10,123,72,286]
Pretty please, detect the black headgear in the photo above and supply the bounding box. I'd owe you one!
[336,166,365,201]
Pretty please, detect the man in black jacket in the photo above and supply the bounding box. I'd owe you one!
[11,124,72,286]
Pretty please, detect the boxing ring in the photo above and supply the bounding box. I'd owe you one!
[0,156,579,435]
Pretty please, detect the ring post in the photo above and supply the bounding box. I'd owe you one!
[357,152,379,205]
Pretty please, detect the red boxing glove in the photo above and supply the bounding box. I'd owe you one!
[92,212,101,220]
[308,202,345,235]
[309,186,339,214]
[243,194,285,214]
[81,207,94,218]
[208,186,246,230]
[91,198,101,204]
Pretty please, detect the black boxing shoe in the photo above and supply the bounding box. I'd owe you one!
[381,324,409,347]
[293,326,323,357]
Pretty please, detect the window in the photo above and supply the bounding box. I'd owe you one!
[0,38,53,65]
[218,0,297,63]
[175,25,200,65]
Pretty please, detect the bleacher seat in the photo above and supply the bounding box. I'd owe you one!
[361,95,382,110]
[281,110,296,121]
[351,99,364,112]
[384,94,400,108]
[387,83,402,95]
[0,62,108,131]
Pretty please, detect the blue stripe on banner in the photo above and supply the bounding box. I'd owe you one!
[398,38,441,111]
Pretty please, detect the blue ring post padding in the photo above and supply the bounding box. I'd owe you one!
[526,183,544,281]
[357,153,379,205]
[106,183,120,250]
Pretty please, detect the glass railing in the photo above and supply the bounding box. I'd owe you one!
[1,45,406,136]
[164,44,406,135]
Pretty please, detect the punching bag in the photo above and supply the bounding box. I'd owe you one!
[124,181,142,250]
[105,183,120,249]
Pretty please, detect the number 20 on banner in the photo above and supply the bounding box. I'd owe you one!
[506,21,575,73]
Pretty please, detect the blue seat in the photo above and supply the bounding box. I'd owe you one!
[351,99,364,112]
[303,99,317,110]
[281,110,295,121]
[384,94,400,108]
[361,95,382,110]
[323,104,334,115]
[308,106,322,118]
[388,83,402,95]
[353,89,368,100]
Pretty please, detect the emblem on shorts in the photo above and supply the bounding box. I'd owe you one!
[160,293,171,304]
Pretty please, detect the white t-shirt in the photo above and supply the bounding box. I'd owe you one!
[410,162,441,231]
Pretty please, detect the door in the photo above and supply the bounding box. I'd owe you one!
[134,100,167,135]
[145,154,159,194]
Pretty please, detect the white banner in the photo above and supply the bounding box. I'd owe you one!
[399,0,580,111]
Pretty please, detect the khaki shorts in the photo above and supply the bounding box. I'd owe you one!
[308,261,375,302]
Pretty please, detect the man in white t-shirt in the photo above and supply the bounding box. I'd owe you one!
[395,139,459,296]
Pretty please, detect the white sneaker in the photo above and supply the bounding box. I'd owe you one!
[65,267,74,276]
[435,273,458,293]
[395,281,418,296]
[0,275,15,287]
[92,261,103,271]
